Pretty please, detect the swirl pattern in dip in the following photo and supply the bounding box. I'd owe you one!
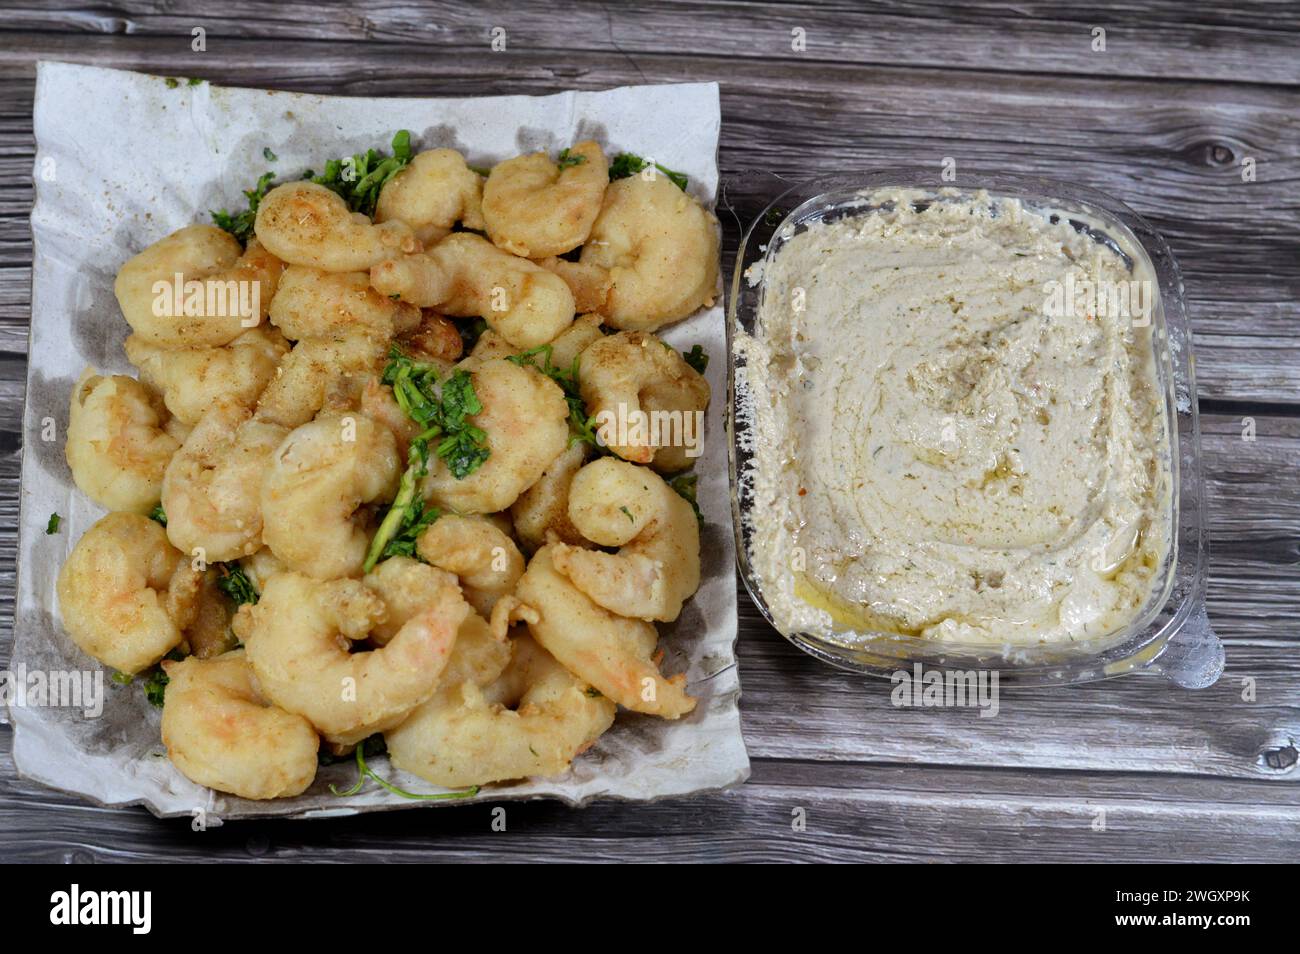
[738,188,1172,646]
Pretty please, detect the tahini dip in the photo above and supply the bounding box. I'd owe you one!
[737,188,1171,646]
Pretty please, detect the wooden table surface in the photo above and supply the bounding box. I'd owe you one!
[1,2,1297,863]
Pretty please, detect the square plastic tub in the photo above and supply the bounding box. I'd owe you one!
[724,172,1223,688]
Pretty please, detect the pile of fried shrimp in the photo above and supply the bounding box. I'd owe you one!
[54,135,721,800]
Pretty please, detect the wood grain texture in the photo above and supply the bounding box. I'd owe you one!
[0,2,1298,863]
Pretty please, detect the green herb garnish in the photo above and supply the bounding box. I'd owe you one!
[142,668,169,708]
[148,504,168,526]
[216,563,259,606]
[210,170,275,245]
[557,147,587,170]
[263,147,277,162]
[669,472,704,526]
[303,129,413,218]
[330,735,478,801]
[609,152,688,191]
[506,345,600,448]
[164,77,179,89]
[45,513,60,535]
[682,344,709,374]
[111,671,133,686]
[364,348,490,571]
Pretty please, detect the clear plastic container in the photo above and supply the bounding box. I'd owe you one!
[724,172,1223,688]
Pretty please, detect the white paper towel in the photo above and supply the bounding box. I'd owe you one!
[11,62,749,820]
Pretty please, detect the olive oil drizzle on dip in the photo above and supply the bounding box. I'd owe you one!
[737,188,1171,647]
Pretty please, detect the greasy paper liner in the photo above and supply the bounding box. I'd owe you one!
[10,62,749,820]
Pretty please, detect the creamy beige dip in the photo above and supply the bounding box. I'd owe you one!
[738,188,1171,646]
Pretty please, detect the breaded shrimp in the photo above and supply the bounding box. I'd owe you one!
[65,369,180,514]
[550,457,701,623]
[416,514,525,618]
[254,181,419,272]
[515,545,695,718]
[578,330,710,471]
[56,512,202,674]
[421,358,569,514]
[260,412,402,579]
[579,174,720,331]
[268,265,420,341]
[481,141,609,258]
[400,311,464,363]
[532,257,612,315]
[509,441,590,553]
[254,334,389,429]
[386,633,614,788]
[374,148,485,244]
[241,570,470,745]
[370,233,574,350]
[161,397,288,563]
[125,325,290,427]
[114,226,284,348]
[184,570,239,659]
[161,651,319,799]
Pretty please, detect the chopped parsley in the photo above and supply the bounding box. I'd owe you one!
[45,513,60,535]
[303,129,414,218]
[506,345,599,448]
[364,347,490,572]
[209,170,275,245]
[262,146,277,162]
[669,472,704,526]
[682,344,709,374]
[148,504,168,526]
[330,735,478,800]
[557,147,587,170]
[142,668,169,708]
[609,152,689,191]
[216,563,258,606]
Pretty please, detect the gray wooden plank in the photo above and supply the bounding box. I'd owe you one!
[3,0,1297,86]
[0,744,1294,862]
[0,46,1297,401]
[0,8,1296,861]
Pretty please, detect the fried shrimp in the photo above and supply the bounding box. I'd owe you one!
[241,570,470,745]
[579,330,710,471]
[422,358,569,513]
[509,441,590,553]
[56,512,202,674]
[65,369,180,514]
[254,180,419,272]
[161,651,319,799]
[362,557,464,645]
[125,325,290,426]
[400,311,464,363]
[532,257,612,315]
[374,148,486,244]
[481,141,609,258]
[386,633,614,788]
[370,233,575,350]
[260,412,402,579]
[254,334,389,429]
[268,265,420,341]
[415,514,525,617]
[551,458,701,623]
[579,174,720,330]
[516,546,695,718]
[161,398,288,563]
[114,226,283,348]
[185,570,239,658]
